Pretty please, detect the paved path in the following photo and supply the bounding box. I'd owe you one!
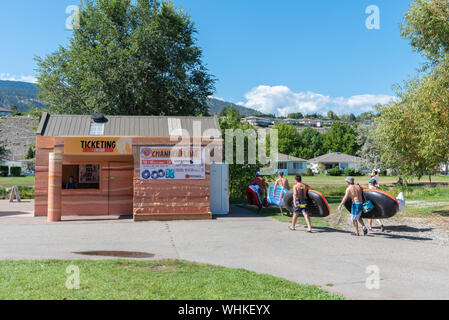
[1,201,448,300]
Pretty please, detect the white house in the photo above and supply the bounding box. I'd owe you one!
[276,153,308,175]
[308,152,361,173]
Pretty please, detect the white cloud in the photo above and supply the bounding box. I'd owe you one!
[238,85,397,116]
[0,73,37,83]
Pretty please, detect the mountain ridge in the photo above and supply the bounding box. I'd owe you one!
[0,80,261,116]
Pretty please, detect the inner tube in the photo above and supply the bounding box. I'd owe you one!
[344,189,399,219]
[283,190,330,217]
[246,185,269,208]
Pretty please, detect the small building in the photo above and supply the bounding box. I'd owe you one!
[308,152,361,172]
[0,108,13,116]
[243,116,273,127]
[276,153,307,176]
[35,113,223,222]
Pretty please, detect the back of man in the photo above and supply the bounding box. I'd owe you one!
[347,184,363,203]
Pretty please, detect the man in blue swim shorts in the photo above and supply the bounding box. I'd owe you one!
[338,177,368,236]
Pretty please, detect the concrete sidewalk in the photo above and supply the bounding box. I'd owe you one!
[0,202,448,300]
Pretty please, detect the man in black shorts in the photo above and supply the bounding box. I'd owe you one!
[291,175,312,232]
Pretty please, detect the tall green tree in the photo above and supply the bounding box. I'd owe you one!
[36,0,215,116]
[296,128,323,159]
[322,122,358,155]
[376,0,449,183]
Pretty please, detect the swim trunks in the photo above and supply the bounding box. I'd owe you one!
[351,202,363,221]
[294,201,308,214]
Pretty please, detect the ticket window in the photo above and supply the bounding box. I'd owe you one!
[62,164,100,190]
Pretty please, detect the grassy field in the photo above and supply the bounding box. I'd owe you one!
[0,259,344,300]
[0,176,35,188]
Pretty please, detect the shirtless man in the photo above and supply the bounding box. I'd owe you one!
[274,172,290,215]
[338,177,368,236]
[291,175,312,232]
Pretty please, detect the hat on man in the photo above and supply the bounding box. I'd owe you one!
[345,177,354,184]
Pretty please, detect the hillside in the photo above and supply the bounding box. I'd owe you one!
[0,80,260,116]
[0,81,45,112]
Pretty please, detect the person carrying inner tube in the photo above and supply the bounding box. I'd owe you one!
[368,178,385,232]
[338,177,369,236]
[291,175,312,232]
[251,172,267,214]
[274,171,290,215]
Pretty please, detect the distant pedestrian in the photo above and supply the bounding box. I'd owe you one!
[291,175,312,232]
[274,172,290,215]
[338,177,368,236]
[368,178,385,232]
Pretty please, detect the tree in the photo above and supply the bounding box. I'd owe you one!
[287,112,304,119]
[0,144,6,161]
[10,105,21,116]
[327,110,338,120]
[356,124,384,171]
[36,0,215,116]
[220,107,262,199]
[296,128,324,159]
[24,145,36,160]
[322,122,358,155]
[272,123,302,156]
[375,0,449,183]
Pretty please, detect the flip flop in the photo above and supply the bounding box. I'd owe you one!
[289,227,296,231]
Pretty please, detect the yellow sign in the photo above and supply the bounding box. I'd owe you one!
[64,138,132,155]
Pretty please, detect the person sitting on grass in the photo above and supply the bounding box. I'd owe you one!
[291,175,312,233]
[274,171,290,215]
[368,178,385,232]
[338,177,368,236]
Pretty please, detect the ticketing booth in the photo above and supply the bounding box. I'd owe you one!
[35,113,223,221]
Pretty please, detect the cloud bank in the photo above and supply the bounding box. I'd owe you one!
[237,85,397,116]
[0,73,37,83]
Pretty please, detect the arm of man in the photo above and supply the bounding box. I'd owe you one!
[338,188,350,210]
[293,185,297,206]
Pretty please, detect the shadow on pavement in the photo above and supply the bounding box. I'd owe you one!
[0,211,32,217]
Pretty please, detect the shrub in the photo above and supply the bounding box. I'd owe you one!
[10,167,22,177]
[0,187,6,199]
[303,168,314,177]
[327,167,343,176]
[344,167,364,177]
[0,166,8,177]
[17,186,34,199]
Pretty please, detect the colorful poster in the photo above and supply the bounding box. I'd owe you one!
[140,146,205,180]
[79,164,100,184]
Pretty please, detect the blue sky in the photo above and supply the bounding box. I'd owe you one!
[0,0,422,115]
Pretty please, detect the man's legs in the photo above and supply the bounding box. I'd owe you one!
[302,211,312,232]
[291,213,299,230]
[358,218,368,235]
[352,219,360,235]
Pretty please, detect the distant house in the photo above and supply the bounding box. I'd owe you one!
[0,108,13,116]
[243,116,273,127]
[308,152,361,173]
[276,153,308,175]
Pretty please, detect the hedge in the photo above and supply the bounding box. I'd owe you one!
[10,167,22,177]
[0,186,34,199]
[327,167,343,176]
[0,166,8,177]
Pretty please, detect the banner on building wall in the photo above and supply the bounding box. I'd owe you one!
[140,146,205,180]
[64,138,132,155]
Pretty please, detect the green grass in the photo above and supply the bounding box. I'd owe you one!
[0,176,35,188]
[0,260,344,300]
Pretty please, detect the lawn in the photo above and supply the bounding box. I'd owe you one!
[0,176,35,188]
[0,259,344,300]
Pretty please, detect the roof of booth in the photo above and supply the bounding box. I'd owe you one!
[36,113,222,137]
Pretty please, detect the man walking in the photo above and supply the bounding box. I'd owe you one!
[338,177,369,236]
[274,172,290,215]
[291,175,312,233]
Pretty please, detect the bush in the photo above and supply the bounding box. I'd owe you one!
[17,186,34,199]
[10,167,22,177]
[343,167,364,177]
[0,166,8,177]
[327,167,343,176]
[303,168,314,176]
[0,187,6,199]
